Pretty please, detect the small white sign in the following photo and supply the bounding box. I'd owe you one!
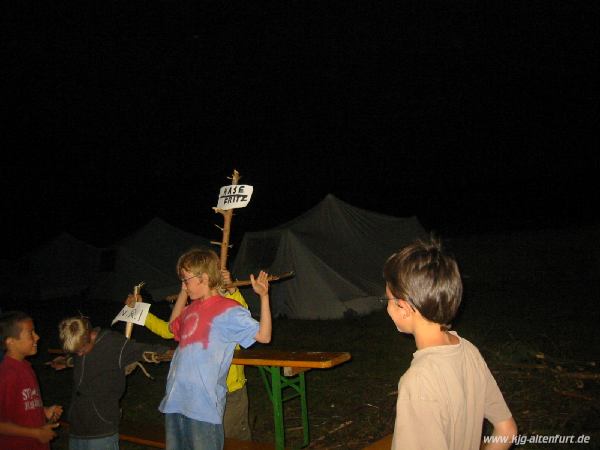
[111,302,151,327]
[216,184,253,210]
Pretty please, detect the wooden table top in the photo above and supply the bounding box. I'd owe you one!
[232,349,351,369]
[48,348,352,370]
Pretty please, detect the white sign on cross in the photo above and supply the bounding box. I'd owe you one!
[112,302,151,327]
[216,184,253,210]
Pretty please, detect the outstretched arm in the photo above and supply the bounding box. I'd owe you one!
[251,270,271,343]
[120,333,170,368]
[124,293,173,338]
[45,355,73,370]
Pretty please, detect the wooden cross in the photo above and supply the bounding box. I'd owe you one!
[212,169,240,270]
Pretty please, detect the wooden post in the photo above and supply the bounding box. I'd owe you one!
[124,282,144,339]
[213,170,240,270]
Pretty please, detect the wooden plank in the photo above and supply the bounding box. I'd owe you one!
[233,349,351,369]
[48,348,352,370]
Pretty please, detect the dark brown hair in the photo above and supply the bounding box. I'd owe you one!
[0,311,32,350]
[383,238,462,330]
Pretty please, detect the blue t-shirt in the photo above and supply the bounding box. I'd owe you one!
[159,295,259,424]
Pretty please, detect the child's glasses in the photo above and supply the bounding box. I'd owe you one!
[180,274,199,284]
[378,296,401,305]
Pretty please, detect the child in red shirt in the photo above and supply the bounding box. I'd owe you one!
[0,310,63,450]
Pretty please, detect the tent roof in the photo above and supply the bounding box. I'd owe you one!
[23,232,103,300]
[118,217,212,270]
[88,217,214,302]
[232,194,427,319]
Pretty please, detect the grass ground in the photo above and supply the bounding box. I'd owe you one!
[7,268,600,449]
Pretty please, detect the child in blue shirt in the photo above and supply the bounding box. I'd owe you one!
[159,248,272,450]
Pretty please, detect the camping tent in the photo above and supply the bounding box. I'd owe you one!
[21,232,103,300]
[231,194,428,319]
[87,217,213,302]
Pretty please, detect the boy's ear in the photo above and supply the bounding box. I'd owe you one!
[399,299,415,315]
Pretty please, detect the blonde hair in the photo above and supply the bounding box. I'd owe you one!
[59,316,93,353]
[176,248,223,290]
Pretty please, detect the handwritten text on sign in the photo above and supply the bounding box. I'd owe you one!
[216,185,253,210]
[112,302,150,327]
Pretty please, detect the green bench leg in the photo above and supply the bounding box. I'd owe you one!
[299,372,309,448]
[258,366,310,450]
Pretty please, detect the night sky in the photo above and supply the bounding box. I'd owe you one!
[2,1,598,261]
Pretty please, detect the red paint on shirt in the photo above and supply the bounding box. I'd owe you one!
[171,295,238,349]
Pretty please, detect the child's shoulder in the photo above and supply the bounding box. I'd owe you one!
[0,356,24,375]
[208,295,245,309]
[215,297,251,318]
[0,357,33,387]
[186,296,248,321]
[398,363,440,401]
[451,333,485,360]
[95,328,126,345]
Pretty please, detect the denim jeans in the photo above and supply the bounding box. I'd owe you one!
[69,433,119,450]
[165,413,224,450]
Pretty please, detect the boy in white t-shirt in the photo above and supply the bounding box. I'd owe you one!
[383,238,517,450]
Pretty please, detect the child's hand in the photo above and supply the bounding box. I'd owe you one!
[36,422,59,443]
[125,293,141,307]
[45,356,70,371]
[221,269,232,285]
[222,269,238,294]
[45,405,63,423]
[250,270,269,297]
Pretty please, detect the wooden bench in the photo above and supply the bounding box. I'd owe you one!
[60,421,275,450]
[362,434,392,449]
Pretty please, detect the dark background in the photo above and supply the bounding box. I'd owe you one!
[2,1,598,260]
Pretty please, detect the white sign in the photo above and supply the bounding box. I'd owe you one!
[111,302,151,327]
[216,184,253,210]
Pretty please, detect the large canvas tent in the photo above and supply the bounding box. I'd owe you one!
[87,217,213,302]
[20,232,103,300]
[232,194,427,319]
